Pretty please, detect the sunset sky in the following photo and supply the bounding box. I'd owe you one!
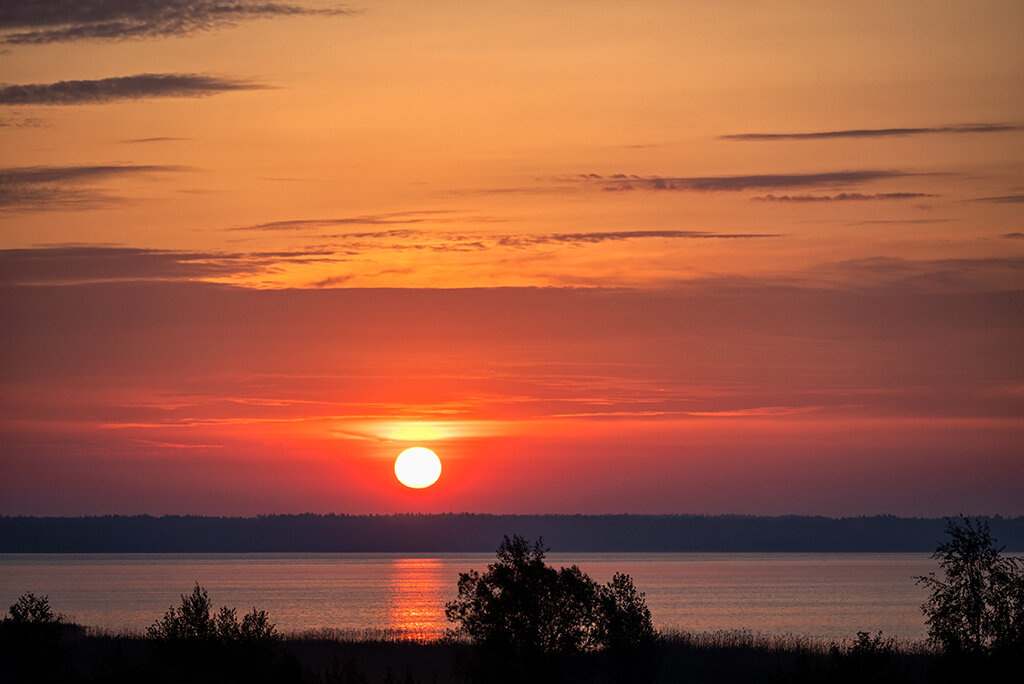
[2,1,1022,516]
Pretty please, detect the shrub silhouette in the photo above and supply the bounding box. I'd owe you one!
[445,534,658,682]
[146,583,287,682]
[147,583,279,648]
[1,593,81,684]
[5,593,60,625]
[916,516,1024,679]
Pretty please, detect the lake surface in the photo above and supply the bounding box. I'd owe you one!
[0,553,936,640]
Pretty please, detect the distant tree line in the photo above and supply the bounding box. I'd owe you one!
[3,513,1023,552]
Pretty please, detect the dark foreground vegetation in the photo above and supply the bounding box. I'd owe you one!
[2,518,1021,683]
[0,623,1013,684]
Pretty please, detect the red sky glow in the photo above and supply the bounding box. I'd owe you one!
[1,1,1022,516]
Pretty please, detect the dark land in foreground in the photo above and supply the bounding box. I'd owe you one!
[4,513,1024,553]
[0,627,977,684]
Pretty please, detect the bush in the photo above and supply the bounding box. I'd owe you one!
[147,583,280,648]
[5,593,61,625]
[145,584,291,682]
[445,534,658,682]
[1,593,82,684]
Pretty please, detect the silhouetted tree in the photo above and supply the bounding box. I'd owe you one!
[147,583,280,648]
[5,593,60,625]
[1,593,81,684]
[146,583,287,682]
[916,516,1024,677]
[445,534,658,682]
[601,572,660,682]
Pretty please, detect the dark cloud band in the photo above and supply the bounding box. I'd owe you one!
[969,194,1024,204]
[721,123,1021,141]
[229,217,779,248]
[232,211,464,231]
[583,170,909,192]
[0,1,356,44]
[0,74,266,105]
[0,164,184,210]
[0,245,341,285]
[754,192,935,202]
[496,230,777,247]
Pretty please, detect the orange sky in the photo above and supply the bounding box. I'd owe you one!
[1,1,1022,515]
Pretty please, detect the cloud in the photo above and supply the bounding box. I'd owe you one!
[685,406,825,418]
[754,192,935,202]
[721,123,1022,141]
[846,219,952,226]
[0,245,341,285]
[1003,233,1024,239]
[0,74,266,105]
[819,256,1024,293]
[496,230,777,247]
[121,137,190,143]
[0,116,46,127]
[230,210,468,231]
[0,1,357,44]
[235,224,778,254]
[969,194,1024,204]
[312,274,355,288]
[0,164,184,210]
[580,170,911,192]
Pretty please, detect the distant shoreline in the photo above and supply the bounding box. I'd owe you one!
[3,514,1023,553]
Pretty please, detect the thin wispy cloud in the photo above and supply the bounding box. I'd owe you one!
[847,219,952,226]
[753,192,935,202]
[230,210,469,231]
[0,245,341,284]
[0,1,358,44]
[581,170,911,192]
[496,230,777,247]
[0,116,45,128]
[1003,233,1024,239]
[0,74,267,105]
[0,164,184,210]
[968,194,1024,204]
[721,123,1022,141]
[821,256,1024,293]
[238,224,778,253]
[121,137,190,144]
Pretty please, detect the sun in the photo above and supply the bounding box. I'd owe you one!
[394,447,442,489]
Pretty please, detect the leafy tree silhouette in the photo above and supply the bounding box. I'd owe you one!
[601,572,660,682]
[1,593,81,684]
[146,583,288,682]
[6,593,60,625]
[445,534,658,683]
[916,516,1024,679]
[147,583,279,647]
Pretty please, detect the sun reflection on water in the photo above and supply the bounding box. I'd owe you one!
[386,558,448,641]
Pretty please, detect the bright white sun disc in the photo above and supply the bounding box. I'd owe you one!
[394,447,442,489]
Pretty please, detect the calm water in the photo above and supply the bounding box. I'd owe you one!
[0,553,936,640]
